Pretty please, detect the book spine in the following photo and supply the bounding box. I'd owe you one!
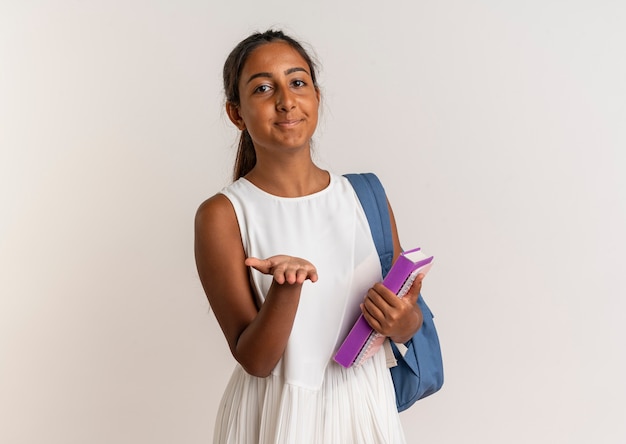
[333,315,373,367]
[381,254,419,294]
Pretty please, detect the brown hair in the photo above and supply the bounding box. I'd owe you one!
[223,30,319,180]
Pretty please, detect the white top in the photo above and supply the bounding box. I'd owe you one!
[215,172,406,444]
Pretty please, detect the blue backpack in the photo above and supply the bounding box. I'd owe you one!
[344,173,444,412]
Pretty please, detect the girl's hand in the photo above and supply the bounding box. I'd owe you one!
[245,255,318,285]
[361,273,425,343]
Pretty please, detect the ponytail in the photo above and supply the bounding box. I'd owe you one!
[233,130,256,180]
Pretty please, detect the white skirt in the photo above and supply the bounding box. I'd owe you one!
[213,349,406,444]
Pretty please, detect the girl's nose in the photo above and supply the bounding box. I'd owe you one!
[275,88,296,111]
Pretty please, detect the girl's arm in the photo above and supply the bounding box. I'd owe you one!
[194,194,316,377]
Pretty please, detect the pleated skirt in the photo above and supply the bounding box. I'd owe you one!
[213,349,406,444]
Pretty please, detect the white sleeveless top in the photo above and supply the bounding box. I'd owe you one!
[215,172,406,444]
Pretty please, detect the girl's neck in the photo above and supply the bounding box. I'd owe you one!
[244,157,329,198]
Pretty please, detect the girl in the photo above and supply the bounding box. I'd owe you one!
[194,30,424,444]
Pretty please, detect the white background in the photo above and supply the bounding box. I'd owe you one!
[2,1,625,443]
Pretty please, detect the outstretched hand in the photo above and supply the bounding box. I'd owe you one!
[245,255,318,285]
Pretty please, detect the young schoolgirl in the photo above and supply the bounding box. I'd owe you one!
[194,29,425,444]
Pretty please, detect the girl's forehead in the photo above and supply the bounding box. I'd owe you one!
[242,41,309,74]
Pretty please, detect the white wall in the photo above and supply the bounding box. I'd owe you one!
[1,1,625,443]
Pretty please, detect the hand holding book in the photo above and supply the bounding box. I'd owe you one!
[361,274,424,344]
[334,248,434,368]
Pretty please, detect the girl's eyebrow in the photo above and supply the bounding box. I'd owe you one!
[285,67,310,76]
[246,67,311,84]
[246,72,272,84]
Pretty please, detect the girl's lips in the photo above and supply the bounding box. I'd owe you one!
[275,119,302,128]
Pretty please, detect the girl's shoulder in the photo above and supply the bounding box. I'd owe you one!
[196,177,250,224]
[195,192,236,233]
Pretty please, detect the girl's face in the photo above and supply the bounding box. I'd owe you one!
[228,41,320,156]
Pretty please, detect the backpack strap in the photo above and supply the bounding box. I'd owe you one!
[343,173,394,277]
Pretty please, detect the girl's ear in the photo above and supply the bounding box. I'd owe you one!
[226,102,246,130]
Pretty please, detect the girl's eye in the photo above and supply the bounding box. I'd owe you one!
[254,84,271,94]
[292,79,306,88]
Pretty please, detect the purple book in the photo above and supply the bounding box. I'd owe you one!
[334,247,434,368]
